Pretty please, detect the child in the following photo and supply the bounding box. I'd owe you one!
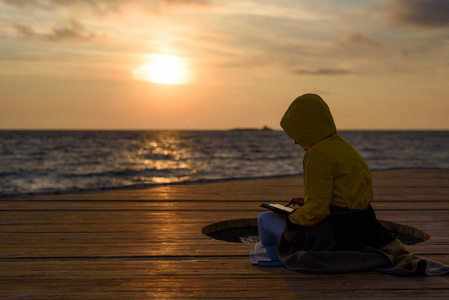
[258,93,394,251]
[256,94,449,275]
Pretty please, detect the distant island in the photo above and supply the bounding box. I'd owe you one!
[229,126,274,131]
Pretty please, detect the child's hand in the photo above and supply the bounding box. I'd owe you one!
[286,197,304,207]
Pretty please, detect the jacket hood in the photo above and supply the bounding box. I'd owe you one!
[280,94,337,149]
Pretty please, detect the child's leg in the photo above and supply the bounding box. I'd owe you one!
[257,212,286,246]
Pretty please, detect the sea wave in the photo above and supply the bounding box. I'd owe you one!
[1,130,448,195]
[3,166,448,198]
[0,172,304,197]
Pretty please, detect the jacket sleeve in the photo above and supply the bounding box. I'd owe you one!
[288,149,333,227]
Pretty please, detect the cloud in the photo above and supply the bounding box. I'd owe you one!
[294,68,352,76]
[383,0,449,29]
[2,0,213,46]
[339,32,382,49]
[0,0,41,8]
[0,0,211,14]
[15,20,95,42]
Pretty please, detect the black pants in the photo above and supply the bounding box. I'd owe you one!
[328,205,395,251]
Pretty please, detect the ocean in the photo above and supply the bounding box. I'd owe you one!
[1,130,448,196]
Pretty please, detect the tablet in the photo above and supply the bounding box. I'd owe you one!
[260,203,294,215]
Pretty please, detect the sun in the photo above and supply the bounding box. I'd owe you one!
[133,54,187,85]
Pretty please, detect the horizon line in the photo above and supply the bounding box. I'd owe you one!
[1,128,449,131]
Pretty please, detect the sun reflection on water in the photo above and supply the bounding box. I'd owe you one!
[1,130,309,194]
[116,130,303,188]
[123,131,199,184]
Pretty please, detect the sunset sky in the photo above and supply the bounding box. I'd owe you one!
[1,0,448,130]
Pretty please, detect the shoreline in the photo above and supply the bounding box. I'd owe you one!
[0,167,449,199]
[3,166,449,198]
[0,173,302,198]
[3,168,449,201]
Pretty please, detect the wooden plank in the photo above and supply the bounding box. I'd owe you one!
[3,200,449,211]
[1,169,449,299]
[1,258,449,299]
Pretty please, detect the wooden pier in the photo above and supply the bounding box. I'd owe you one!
[1,169,449,299]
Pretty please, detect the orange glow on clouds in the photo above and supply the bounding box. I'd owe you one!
[133,54,188,85]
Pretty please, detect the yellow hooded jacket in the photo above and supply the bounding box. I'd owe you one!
[280,94,373,227]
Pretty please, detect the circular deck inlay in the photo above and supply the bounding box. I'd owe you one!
[202,218,431,245]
